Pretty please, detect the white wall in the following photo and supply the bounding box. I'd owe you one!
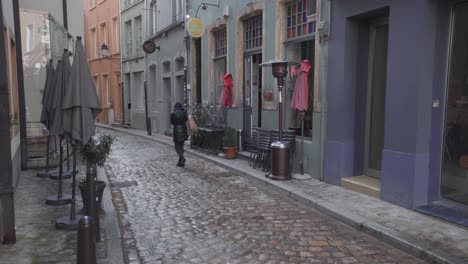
[2,0,14,30]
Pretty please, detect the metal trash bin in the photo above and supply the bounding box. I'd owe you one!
[237,129,243,152]
[270,141,291,180]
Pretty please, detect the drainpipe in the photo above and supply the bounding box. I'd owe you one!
[184,0,189,109]
[62,0,68,30]
[318,0,331,181]
[144,0,151,135]
[0,0,16,244]
[13,0,27,170]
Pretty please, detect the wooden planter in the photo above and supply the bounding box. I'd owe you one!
[223,147,237,159]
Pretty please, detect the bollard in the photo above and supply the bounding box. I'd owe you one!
[77,216,96,264]
[86,163,100,242]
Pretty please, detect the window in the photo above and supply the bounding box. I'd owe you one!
[244,15,262,52]
[125,21,132,57]
[90,27,97,58]
[213,28,227,105]
[26,24,34,52]
[112,17,119,52]
[134,16,142,55]
[214,28,227,58]
[93,75,100,99]
[150,0,157,35]
[286,0,316,40]
[100,22,107,47]
[103,74,110,105]
[89,0,96,8]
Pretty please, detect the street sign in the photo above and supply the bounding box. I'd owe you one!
[186,18,204,38]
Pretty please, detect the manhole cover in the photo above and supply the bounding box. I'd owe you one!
[111,181,138,188]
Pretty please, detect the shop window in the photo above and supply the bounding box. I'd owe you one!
[286,39,314,138]
[286,0,316,40]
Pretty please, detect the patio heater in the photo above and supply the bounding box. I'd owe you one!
[260,59,293,181]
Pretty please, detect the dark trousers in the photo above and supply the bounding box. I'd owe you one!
[175,141,184,160]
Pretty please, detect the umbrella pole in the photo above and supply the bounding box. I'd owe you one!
[55,145,82,230]
[300,111,304,175]
[46,137,72,205]
[66,138,70,171]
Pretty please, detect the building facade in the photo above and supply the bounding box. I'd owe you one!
[143,0,186,135]
[184,0,327,177]
[324,0,468,217]
[85,0,122,125]
[121,0,146,129]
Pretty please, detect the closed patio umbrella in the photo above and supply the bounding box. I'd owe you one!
[59,37,102,235]
[290,60,312,178]
[37,60,56,178]
[46,50,73,206]
[219,72,233,108]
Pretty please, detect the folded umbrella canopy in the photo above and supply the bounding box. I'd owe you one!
[290,60,312,111]
[40,60,56,128]
[62,38,101,145]
[49,51,71,137]
[219,72,233,108]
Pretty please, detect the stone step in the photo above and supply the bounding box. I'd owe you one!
[341,175,381,198]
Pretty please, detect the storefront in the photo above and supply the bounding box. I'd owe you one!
[325,0,468,221]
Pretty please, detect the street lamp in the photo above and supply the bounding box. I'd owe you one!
[260,59,295,181]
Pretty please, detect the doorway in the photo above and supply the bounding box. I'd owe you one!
[441,1,468,205]
[364,18,389,178]
[124,73,131,126]
[243,53,262,147]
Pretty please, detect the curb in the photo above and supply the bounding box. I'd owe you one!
[98,125,465,264]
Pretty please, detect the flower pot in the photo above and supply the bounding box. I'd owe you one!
[223,147,237,159]
[79,180,106,211]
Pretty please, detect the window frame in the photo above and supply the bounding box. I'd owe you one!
[286,0,317,42]
[214,28,227,59]
[244,15,263,53]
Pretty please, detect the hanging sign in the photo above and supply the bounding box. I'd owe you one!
[186,18,205,38]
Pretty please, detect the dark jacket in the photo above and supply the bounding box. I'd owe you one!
[170,107,188,142]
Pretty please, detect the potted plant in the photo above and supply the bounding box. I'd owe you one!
[222,127,237,159]
[78,134,114,211]
[263,90,274,101]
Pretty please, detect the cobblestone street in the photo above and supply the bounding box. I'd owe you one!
[105,130,425,264]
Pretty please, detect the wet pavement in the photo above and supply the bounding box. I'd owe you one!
[0,162,123,264]
[104,130,425,264]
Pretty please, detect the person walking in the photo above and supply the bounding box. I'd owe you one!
[170,102,188,167]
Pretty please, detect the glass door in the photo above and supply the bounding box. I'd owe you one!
[441,1,468,205]
[365,18,389,178]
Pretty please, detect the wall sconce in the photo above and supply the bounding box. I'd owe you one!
[101,43,110,57]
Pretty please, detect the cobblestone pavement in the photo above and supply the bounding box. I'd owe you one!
[105,130,425,264]
[0,164,111,264]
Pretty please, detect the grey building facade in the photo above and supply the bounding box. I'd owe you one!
[143,0,186,135]
[183,0,329,178]
[121,0,146,129]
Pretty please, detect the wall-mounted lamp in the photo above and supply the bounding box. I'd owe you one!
[101,43,110,57]
[195,1,220,17]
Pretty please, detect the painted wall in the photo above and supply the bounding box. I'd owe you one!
[325,0,451,208]
[139,0,187,134]
[183,0,326,177]
[85,0,122,125]
[121,0,146,129]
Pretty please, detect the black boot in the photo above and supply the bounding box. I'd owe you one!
[177,157,182,167]
[180,157,186,167]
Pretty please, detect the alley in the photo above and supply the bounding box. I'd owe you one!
[104,130,424,264]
